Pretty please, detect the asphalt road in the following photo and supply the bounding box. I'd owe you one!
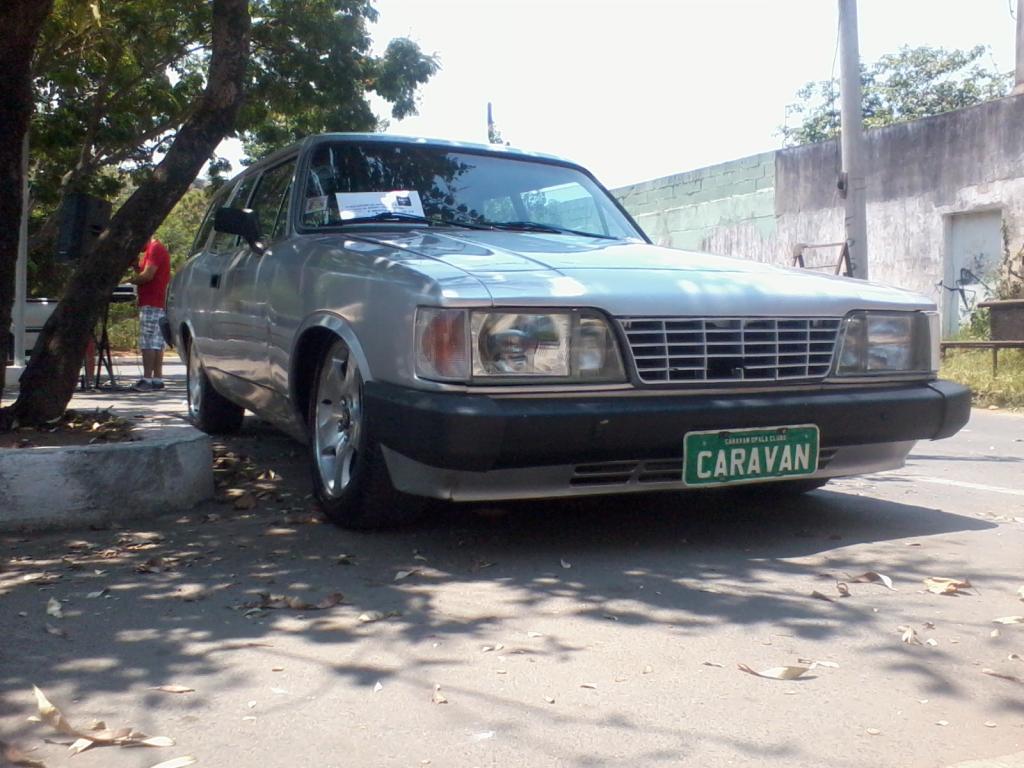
[2,373,1023,768]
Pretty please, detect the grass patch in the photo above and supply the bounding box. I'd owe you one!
[940,348,1024,410]
[106,302,139,352]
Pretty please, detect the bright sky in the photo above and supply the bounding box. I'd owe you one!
[358,0,1017,188]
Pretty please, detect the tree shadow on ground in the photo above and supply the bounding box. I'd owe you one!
[0,417,1011,767]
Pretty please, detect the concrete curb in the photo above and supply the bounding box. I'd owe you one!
[0,419,214,532]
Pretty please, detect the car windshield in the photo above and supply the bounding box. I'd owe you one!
[301,141,642,240]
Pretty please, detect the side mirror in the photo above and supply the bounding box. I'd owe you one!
[213,207,263,253]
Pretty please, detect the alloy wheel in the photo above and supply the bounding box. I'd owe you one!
[314,343,363,499]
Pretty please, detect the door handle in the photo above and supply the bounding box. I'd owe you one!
[211,274,221,289]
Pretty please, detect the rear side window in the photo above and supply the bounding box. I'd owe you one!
[248,159,296,244]
[209,174,259,254]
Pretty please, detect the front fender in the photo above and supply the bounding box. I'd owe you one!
[292,311,371,377]
[175,318,199,364]
[288,312,373,426]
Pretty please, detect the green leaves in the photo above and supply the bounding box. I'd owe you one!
[779,45,1012,147]
[29,0,437,262]
[240,1,437,158]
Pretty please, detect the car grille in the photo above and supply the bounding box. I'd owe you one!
[570,449,838,488]
[618,317,843,384]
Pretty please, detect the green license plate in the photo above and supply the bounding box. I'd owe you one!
[683,425,819,487]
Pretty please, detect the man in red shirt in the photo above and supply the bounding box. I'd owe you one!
[129,238,171,391]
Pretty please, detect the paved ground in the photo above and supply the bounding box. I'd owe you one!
[1,363,1023,768]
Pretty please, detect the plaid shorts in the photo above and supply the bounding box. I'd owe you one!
[139,306,166,350]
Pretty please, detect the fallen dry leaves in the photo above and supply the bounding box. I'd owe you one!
[797,658,840,670]
[1,741,46,767]
[32,686,174,755]
[737,664,810,680]
[149,685,194,694]
[851,571,895,591]
[242,592,343,611]
[898,625,923,645]
[923,577,972,596]
[45,598,63,619]
[982,668,1024,684]
[233,492,257,511]
[148,758,198,768]
[136,556,184,574]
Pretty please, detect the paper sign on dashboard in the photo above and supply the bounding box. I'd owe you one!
[335,190,425,220]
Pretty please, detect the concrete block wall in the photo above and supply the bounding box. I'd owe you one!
[613,152,779,259]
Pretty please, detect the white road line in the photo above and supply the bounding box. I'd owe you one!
[907,475,1024,497]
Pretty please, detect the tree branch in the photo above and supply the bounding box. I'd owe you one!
[5,0,250,426]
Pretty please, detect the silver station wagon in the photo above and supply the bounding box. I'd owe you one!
[168,133,970,528]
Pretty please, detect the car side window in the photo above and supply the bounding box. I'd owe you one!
[248,159,296,244]
[271,181,292,241]
[190,185,232,257]
[209,174,259,254]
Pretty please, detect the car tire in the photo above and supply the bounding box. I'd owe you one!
[186,337,245,434]
[308,337,426,530]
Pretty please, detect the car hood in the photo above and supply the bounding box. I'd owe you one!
[363,229,935,316]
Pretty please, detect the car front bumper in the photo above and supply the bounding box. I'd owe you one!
[364,380,971,501]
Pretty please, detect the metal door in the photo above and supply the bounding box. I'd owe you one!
[944,210,1002,337]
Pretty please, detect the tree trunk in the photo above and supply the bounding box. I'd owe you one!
[0,0,54,404]
[0,0,250,428]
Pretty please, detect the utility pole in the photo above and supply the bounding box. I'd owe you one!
[838,0,869,279]
[13,132,29,368]
[1014,0,1024,95]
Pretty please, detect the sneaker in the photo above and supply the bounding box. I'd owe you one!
[132,379,154,392]
[150,379,165,390]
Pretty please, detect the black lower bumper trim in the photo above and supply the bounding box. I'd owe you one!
[364,380,971,472]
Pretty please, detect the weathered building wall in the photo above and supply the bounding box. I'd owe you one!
[775,94,1024,319]
[612,94,1024,334]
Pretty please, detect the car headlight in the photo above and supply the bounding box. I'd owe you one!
[415,308,626,383]
[835,311,937,376]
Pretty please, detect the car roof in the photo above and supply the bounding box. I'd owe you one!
[305,133,573,164]
[236,132,578,179]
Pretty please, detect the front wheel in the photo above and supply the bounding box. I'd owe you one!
[186,338,244,434]
[308,338,425,529]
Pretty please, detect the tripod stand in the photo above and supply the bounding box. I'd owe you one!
[82,286,135,390]
[81,301,116,389]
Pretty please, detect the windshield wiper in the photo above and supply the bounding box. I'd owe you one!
[338,211,493,230]
[486,221,618,240]
[339,211,432,225]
